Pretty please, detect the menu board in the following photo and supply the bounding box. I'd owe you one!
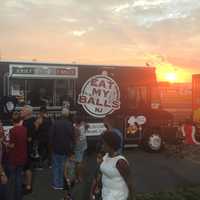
[9,64,78,79]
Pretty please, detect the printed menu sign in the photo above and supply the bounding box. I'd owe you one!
[9,64,78,79]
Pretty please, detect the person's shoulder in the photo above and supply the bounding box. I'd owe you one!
[10,126,16,132]
[17,125,27,131]
[116,157,129,169]
[116,153,128,162]
[102,153,109,160]
[12,125,26,134]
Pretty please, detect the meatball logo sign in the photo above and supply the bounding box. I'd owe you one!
[78,75,120,118]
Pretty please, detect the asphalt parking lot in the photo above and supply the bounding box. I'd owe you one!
[24,149,200,200]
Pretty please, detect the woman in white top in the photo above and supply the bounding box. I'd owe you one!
[100,130,134,200]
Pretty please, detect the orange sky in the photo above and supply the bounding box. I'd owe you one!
[0,0,200,82]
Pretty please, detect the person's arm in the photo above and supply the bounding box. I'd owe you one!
[90,168,101,200]
[25,119,35,142]
[90,178,98,200]
[116,159,135,200]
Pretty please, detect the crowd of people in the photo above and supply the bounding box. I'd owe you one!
[0,105,134,200]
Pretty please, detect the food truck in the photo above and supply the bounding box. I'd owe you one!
[0,61,174,151]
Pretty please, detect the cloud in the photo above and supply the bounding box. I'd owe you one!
[71,30,87,37]
[70,27,94,37]
[4,0,25,8]
[109,0,200,28]
[112,3,131,13]
[60,17,78,23]
[132,0,171,8]
[24,0,72,6]
[0,0,199,79]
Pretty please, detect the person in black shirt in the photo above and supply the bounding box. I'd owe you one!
[35,106,52,169]
[49,108,75,190]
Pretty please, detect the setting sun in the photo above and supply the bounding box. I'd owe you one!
[155,62,191,83]
[165,72,177,82]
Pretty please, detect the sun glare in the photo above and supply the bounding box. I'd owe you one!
[165,72,177,82]
[155,62,190,83]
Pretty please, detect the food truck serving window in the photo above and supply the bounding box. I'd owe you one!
[8,64,77,107]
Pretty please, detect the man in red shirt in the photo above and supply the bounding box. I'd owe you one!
[8,112,27,200]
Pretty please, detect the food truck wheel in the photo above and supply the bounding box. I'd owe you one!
[146,132,163,152]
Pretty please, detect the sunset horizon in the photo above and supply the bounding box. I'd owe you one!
[1,0,200,83]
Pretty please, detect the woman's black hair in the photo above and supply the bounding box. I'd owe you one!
[102,130,121,151]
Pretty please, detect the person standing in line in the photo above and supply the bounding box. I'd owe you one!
[35,106,52,169]
[7,112,27,200]
[100,130,134,200]
[74,115,88,182]
[49,108,75,190]
[20,105,36,193]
